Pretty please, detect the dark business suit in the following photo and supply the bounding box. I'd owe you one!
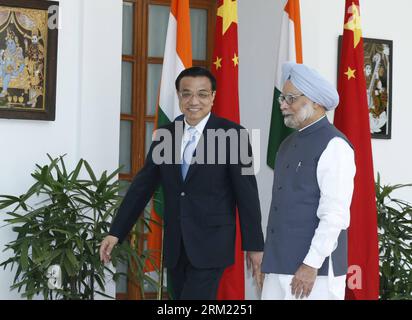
[109,113,264,299]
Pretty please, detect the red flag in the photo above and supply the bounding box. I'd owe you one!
[334,0,380,300]
[211,0,244,299]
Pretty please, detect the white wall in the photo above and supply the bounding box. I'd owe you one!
[0,0,122,299]
[238,0,412,299]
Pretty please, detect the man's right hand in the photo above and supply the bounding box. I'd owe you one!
[246,251,264,289]
[99,235,119,264]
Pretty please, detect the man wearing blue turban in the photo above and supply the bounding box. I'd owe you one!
[261,62,356,300]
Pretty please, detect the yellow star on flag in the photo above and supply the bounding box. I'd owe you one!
[345,66,356,80]
[344,3,362,48]
[213,56,222,70]
[217,0,238,35]
[232,53,239,66]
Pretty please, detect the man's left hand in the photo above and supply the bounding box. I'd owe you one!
[246,251,264,289]
[290,263,318,299]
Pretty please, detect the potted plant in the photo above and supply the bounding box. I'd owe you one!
[0,155,157,299]
[376,173,412,299]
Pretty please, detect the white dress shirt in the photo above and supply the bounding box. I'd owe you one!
[180,112,211,160]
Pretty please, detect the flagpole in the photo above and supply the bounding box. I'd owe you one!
[157,224,165,300]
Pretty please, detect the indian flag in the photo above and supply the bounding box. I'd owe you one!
[156,0,192,126]
[145,0,192,290]
[266,0,302,169]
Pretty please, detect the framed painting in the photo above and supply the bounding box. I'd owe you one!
[0,0,58,121]
[338,36,393,139]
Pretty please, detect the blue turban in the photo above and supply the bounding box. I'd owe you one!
[281,62,339,110]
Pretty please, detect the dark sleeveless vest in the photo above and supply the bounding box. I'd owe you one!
[262,117,352,276]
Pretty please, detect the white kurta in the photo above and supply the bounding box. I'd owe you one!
[262,117,356,300]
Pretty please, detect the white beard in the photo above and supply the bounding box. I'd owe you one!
[283,103,315,129]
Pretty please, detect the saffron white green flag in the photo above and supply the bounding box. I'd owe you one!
[267,0,303,169]
[145,0,192,276]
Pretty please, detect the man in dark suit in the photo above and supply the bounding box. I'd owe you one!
[100,67,264,300]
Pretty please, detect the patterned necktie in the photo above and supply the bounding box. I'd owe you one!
[181,126,197,180]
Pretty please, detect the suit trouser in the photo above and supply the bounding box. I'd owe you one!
[168,240,225,300]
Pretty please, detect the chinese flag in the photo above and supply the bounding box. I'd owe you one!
[334,0,380,300]
[211,0,244,299]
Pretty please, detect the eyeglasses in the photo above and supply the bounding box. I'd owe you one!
[178,90,214,101]
[278,93,305,105]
